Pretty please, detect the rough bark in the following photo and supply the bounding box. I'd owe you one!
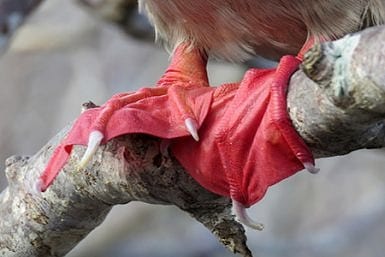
[1,14,385,257]
[0,131,251,257]
[288,26,385,157]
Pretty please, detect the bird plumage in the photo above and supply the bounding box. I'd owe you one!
[139,0,385,60]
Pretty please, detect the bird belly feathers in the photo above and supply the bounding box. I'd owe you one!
[139,0,385,61]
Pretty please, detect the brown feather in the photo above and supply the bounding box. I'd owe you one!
[139,0,385,60]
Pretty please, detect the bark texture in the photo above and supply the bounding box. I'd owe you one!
[0,130,251,257]
[1,9,385,257]
[288,26,385,157]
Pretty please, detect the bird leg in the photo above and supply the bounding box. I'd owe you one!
[79,43,209,169]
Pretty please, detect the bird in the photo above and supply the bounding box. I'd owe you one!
[78,0,385,163]
[139,0,385,61]
[39,0,385,229]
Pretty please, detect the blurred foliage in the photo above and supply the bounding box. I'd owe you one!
[77,0,154,41]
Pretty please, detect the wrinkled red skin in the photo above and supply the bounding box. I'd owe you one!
[172,55,314,206]
[39,43,314,207]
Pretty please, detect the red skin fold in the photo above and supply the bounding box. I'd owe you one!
[39,44,314,208]
[172,56,313,207]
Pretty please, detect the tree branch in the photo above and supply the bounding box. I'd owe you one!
[288,25,385,157]
[0,129,251,257]
[1,22,385,257]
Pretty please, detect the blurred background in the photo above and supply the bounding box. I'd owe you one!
[1,1,385,257]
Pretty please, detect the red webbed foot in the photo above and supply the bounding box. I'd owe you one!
[78,43,210,168]
[171,46,319,230]
[38,43,214,192]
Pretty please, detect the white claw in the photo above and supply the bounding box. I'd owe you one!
[78,130,104,169]
[232,199,264,231]
[304,162,320,174]
[184,118,199,141]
